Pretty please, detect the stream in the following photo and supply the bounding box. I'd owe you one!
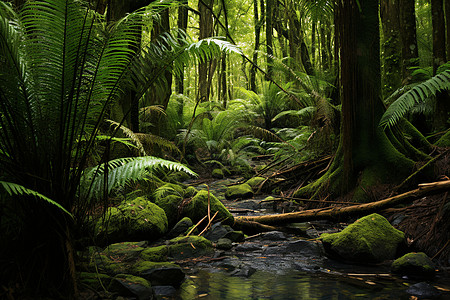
[170,177,450,300]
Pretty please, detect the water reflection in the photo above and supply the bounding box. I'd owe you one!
[188,270,409,299]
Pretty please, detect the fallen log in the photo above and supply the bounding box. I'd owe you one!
[234,180,450,226]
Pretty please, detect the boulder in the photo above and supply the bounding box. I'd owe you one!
[245,177,266,189]
[108,274,155,300]
[96,197,168,244]
[204,222,232,242]
[103,242,145,263]
[406,282,441,299]
[224,230,245,242]
[182,190,234,225]
[167,236,215,260]
[140,245,169,262]
[141,267,185,287]
[215,238,233,250]
[225,183,254,200]
[212,168,225,179]
[320,213,405,263]
[391,252,435,278]
[167,217,194,238]
[153,194,183,226]
[79,272,111,291]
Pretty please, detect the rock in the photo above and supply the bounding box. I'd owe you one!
[212,168,225,179]
[140,245,168,262]
[406,282,441,299]
[320,213,405,263]
[178,279,197,299]
[167,217,193,238]
[224,230,245,242]
[153,194,183,226]
[285,240,324,257]
[204,222,231,242]
[235,242,262,252]
[391,252,435,278]
[96,197,168,244]
[141,267,185,287]
[108,274,155,300]
[225,183,254,200]
[233,200,260,210]
[182,190,234,225]
[262,231,287,241]
[152,285,177,297]
[230,265,256,277]
[167,236,215,260]
[245,177,266,188]
[184,186,198,198]
[215,238,233,250]
[103,242,145,263]
[79,272,111,291]
[132,261,180,275]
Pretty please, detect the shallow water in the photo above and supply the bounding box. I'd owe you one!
[188,269,410,300]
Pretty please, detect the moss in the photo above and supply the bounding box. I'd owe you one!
[224,183,254,200]
[182,190,234,225]
[140,245,168,262]
[96,197,168,243]
[399,119,433,152]
[132,261,180,274]
[103,242,145,262]
[178,278,197,299]
[320,213,405,263]
[112,274,152,288]
[154,194,183,226]
[245,177,266,188]
[435,130,450,147]
[184,186,198,198]
[391,252,435,278]
[212,168,225,179]
[78,272,111,291]
[167,236,214,259]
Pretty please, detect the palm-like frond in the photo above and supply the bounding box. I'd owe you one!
[380,70,450,128]
[80,156,196,200]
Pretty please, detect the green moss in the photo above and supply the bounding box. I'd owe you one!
[224,183,253,200]
[182,190,234,225]
[320,213,405,263]
[132,261,179,274]
[103,242,145,262]
[167,236,214,259]
[179,278,197,299]
[245,177,266,188]
[140,245,168,262]
[212,168,225,178]
[184,186,198,198]
[79,272,111,291]
[435,130,450,147]
[391,252,435,277]
[108,274,153,295]
[154,194,183,226]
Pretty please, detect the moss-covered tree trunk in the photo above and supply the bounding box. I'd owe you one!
[198,0,214,101]
[296,0,415,202]
[399,0,419,83]
[175,0,188,94]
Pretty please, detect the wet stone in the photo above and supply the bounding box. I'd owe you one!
[230,265,256,277]
[215,238,233,250]
[224,230,245,242]
[234,242,262,252]
[261,231,287,241]
[406,282,441,299]
[152,285,177,297]
[204,222,231,242]
[141,267,185,287]
[285,240,324,257]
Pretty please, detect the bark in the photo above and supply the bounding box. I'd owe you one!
[250,0,263,93]
[175,0,189,94]
[380,0,402,98]
[399,0,419,83]
[236,180,450,226]
[198,0,214,101]
[446,0,450,59]
[265,0,274,80]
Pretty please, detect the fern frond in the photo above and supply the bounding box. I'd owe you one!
[106,120,147,156]
[135,133,181,155]
[380,70,450,128]
[0,181,72,217]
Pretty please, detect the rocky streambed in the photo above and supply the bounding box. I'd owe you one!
[78,177,450,299]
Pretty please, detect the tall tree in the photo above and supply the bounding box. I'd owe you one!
[265,0,274,79]
[297,0,416,201]
[250,0,264,92]
[446,0,450,59]
[175,0,189,94]
[399,0,419,83]
[198,0,214,101]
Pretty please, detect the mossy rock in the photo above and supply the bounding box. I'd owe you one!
[108,274,154,299]
[103,242,145,263]
[179,278,197,299]
[153,194,183,226]
[320,213,405,264]
[184,186,198,198]
[391,252,435,278]
[88,253,128,275]
[167,217,194,238]
[225,183,254,200]
[79,272,111,291]
[245,177,266,189]
[212,168,225,179]
[132,261,180,275]
[182,190,234,225]
[167,236,214,260]
[96,197,168,244]
[140,245,169,262]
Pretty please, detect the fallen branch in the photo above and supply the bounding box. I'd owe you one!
[234,180,450,226]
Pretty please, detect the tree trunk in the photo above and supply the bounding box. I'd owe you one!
[175,0,188,94]
[380,0,402,98]
[250,0,263,93]
[399,0,419,83]
[265,0,273,79]
[198,0,214,101]
[296,0,415,202]
[446,0,450,59]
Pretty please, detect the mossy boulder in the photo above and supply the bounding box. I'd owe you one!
[167,236,214,260]
[182,190,234,225]
[212,168,225,179]
[132,261,180,275]
[184,186,198,198]
[245,177,266,189]
[140,245,169,262]
[167,217,194,238]
[108,274,155,300]
[153,194,183,226]
[79,272,111,291]
[225,183,254,200]
[103,242,145,263]
[391,252,435,278]
[320,213,405,263]
[96,197,168,244]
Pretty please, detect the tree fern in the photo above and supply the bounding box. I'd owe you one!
[380,70,450,128]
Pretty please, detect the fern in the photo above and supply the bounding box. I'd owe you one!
[80,156,196,200]
[0,181,72,217]
[380,70,450,128]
